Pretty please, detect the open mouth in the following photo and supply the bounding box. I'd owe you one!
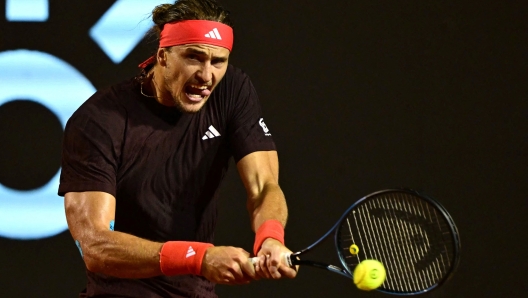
[185,84,211,102]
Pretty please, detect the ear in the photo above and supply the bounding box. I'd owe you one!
[157,48,167,66]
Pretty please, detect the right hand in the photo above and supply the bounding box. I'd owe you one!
[201,246,257,284]
[253,238,297,280]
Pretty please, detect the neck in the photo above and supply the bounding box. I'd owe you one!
[142,65,179,108]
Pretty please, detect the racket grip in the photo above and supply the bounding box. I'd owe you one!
[250,254,293,267]
[284,253,293,267]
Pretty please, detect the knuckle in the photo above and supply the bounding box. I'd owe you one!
[221,272,233,281]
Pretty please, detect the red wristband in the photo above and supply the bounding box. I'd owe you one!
[159,241,213,276]
[253,220,285,255]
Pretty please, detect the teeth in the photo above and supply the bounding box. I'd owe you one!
[190,84,208,90]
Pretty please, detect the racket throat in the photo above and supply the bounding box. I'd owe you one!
[290,255,351,278]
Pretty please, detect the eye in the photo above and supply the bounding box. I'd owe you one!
[212,58,226,67]
[187,54,199,61]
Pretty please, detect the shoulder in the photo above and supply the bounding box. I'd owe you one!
[217,64,252,90]
[67,78,136,127]
[225,64,250,79]
[212,65,257,105]
[72,79,137,117]
[83,78,136,113]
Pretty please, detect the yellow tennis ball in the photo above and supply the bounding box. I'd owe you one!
[349,244,359,255]
[353,260,386,291]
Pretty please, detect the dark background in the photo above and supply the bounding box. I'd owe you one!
[0,0,526,297]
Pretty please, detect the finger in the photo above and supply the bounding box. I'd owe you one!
[278,263,298,279]
[266,253,282,279]
[230,249,255,284]
[257,255,272,279]
[226,260,251,284]
[250,257,263,279]
[241,256,258,280]
[216,272,235,285]
[229,271,252,284]
[281,253,299,278]
[255,255,268,278]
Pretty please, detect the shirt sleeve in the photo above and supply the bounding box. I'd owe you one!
[227,72,276,163]
[58,98,124,197]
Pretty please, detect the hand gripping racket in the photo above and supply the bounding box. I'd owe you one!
[256,189,461,295]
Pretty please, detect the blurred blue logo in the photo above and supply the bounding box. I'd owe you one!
[0,0,168,240]
[90,0,166,63]
[0,50,95,239]
[6,0,49,22]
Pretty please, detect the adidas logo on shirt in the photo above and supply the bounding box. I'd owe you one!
[186,246,196,258]
[204,28,222,40]
[202,125,221,140]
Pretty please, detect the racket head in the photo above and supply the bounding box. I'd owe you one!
[335,189,460,295]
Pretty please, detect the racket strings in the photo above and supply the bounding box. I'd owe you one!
[394,194,430,291]
[337,192,456,294]
[381,197,416,290]
[383,196,424,292]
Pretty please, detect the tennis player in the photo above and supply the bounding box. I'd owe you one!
[58,0,297,297]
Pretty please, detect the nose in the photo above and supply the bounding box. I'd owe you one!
[196,63,213,84]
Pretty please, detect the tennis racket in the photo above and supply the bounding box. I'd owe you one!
[254,189,460,295]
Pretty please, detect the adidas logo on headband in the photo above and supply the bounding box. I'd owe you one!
[205,28,222,40]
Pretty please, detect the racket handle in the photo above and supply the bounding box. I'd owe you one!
[250,253,293,267]
[284,253,293,267]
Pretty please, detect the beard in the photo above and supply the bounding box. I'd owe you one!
[169,92,209,114]
[162,74,210,114]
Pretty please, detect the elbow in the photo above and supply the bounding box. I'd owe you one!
[83,248,106,273]
[84,259,98,273]
[77,237,110,274]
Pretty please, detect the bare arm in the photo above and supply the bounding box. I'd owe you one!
[65,191,257,283]
[238,150,287,230]
[237,150,296,279]
[65,191,163,278]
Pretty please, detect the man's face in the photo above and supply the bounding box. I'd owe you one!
[156,44,230,113]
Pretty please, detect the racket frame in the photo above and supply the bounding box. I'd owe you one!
[287,189,461,295]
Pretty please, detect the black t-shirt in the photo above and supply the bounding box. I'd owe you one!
[59,65,276,297]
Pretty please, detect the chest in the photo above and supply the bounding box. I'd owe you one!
[117,100,231,184]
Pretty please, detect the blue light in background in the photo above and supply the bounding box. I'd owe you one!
[6,0,49,22]
[1,0,171,240]
[0,50,96,240]
[90,0,169,64]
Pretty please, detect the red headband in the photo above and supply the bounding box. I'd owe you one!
[139,20,234,68]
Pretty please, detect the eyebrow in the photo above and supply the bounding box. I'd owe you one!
[185,48,228,61]
[186,48,207,55]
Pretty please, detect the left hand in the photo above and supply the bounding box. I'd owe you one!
[253,238,298,279]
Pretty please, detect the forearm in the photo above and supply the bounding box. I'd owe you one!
[248,183,297,279]
[65,191,164,279]
[79,229,163,279]
[237,151,297,279]
[248,182,288,231]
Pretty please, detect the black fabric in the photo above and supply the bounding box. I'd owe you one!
[59,65,276,297]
